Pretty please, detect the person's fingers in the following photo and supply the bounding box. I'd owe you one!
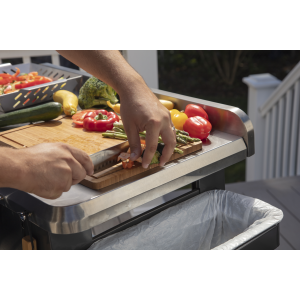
[60,163,73,192]
[67,144,94,176]
[143,122,161,168]
[159,125,177,167]
[64,157,88,185]
[124,124,142,161]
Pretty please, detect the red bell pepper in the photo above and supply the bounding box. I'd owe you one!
[16,75,28,81]
[3,85,13,94]
[84,109,108,119]
[83,110,119,132]
[183,116,212,140]
[184,104,209,120]
[72,110,94,126]
[0,78,11,85]
[122,160,134,169]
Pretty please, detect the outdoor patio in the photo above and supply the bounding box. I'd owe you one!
[226,175,300,250]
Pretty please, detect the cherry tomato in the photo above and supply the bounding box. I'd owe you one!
[184,104,209,120]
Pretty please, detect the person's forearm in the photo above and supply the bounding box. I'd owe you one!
[57,50,145,97]
[0,147,24,189]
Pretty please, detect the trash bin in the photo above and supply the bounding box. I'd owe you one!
[88,190,283,250]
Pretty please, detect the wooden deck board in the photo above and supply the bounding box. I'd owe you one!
[226,176,300,250]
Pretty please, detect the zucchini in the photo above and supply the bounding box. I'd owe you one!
[0,102,63,128]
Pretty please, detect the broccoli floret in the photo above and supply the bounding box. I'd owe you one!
[78,77,119,109]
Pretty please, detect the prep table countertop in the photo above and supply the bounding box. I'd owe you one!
[0,129,247,234]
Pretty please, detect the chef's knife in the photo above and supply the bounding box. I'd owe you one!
[90,141,130,173]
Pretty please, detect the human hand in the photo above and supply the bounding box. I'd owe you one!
[120,79,176,168]
[15,143,94,199]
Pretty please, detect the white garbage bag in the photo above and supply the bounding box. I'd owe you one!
[88,190,283,250]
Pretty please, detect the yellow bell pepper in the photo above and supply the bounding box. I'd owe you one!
[107,101,121,114]
[170,109,188,130]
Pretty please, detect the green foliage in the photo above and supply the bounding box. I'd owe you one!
[158,50,300,183]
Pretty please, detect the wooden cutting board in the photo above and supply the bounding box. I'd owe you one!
[0,116,202,190]
[81,140,202,190]
[0,116,124,155]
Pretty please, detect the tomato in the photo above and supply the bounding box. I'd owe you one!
[183,116,212,140]
[184,104,209,120]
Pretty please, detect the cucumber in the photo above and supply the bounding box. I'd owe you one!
[0,102,63,128]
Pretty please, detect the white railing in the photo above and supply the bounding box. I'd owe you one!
[244,61,300,181]
[0,50,61,66]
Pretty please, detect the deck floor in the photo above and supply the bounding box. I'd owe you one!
[226,176,300,250]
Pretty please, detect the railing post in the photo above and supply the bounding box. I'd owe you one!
[243,74,281,181]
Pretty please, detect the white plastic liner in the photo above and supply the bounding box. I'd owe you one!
[88,190,283,250]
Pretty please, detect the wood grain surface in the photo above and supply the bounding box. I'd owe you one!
[0,116,124,155]
[81,140,202,190]
[0,116,203,190]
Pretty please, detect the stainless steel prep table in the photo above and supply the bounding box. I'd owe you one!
[0,64,254,250]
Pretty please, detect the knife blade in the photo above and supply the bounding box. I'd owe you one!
[90,141,130,172]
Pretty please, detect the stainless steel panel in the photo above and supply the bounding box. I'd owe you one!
[152,88,254,157]
[0,68,254,236]
[0,130,247,234]
[0,63,82,112]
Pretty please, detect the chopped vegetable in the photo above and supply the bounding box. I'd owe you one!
[118,152,131,161]
[0,68,52,96]
[183,116,212,140]
[72,110,94,126]
[78,77,119,109]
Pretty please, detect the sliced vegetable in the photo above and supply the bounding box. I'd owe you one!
[1,69,53,96]
[72,110,94,126]
[122,160,134,169]
[184,104,209,120]
[183,116,212,140]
